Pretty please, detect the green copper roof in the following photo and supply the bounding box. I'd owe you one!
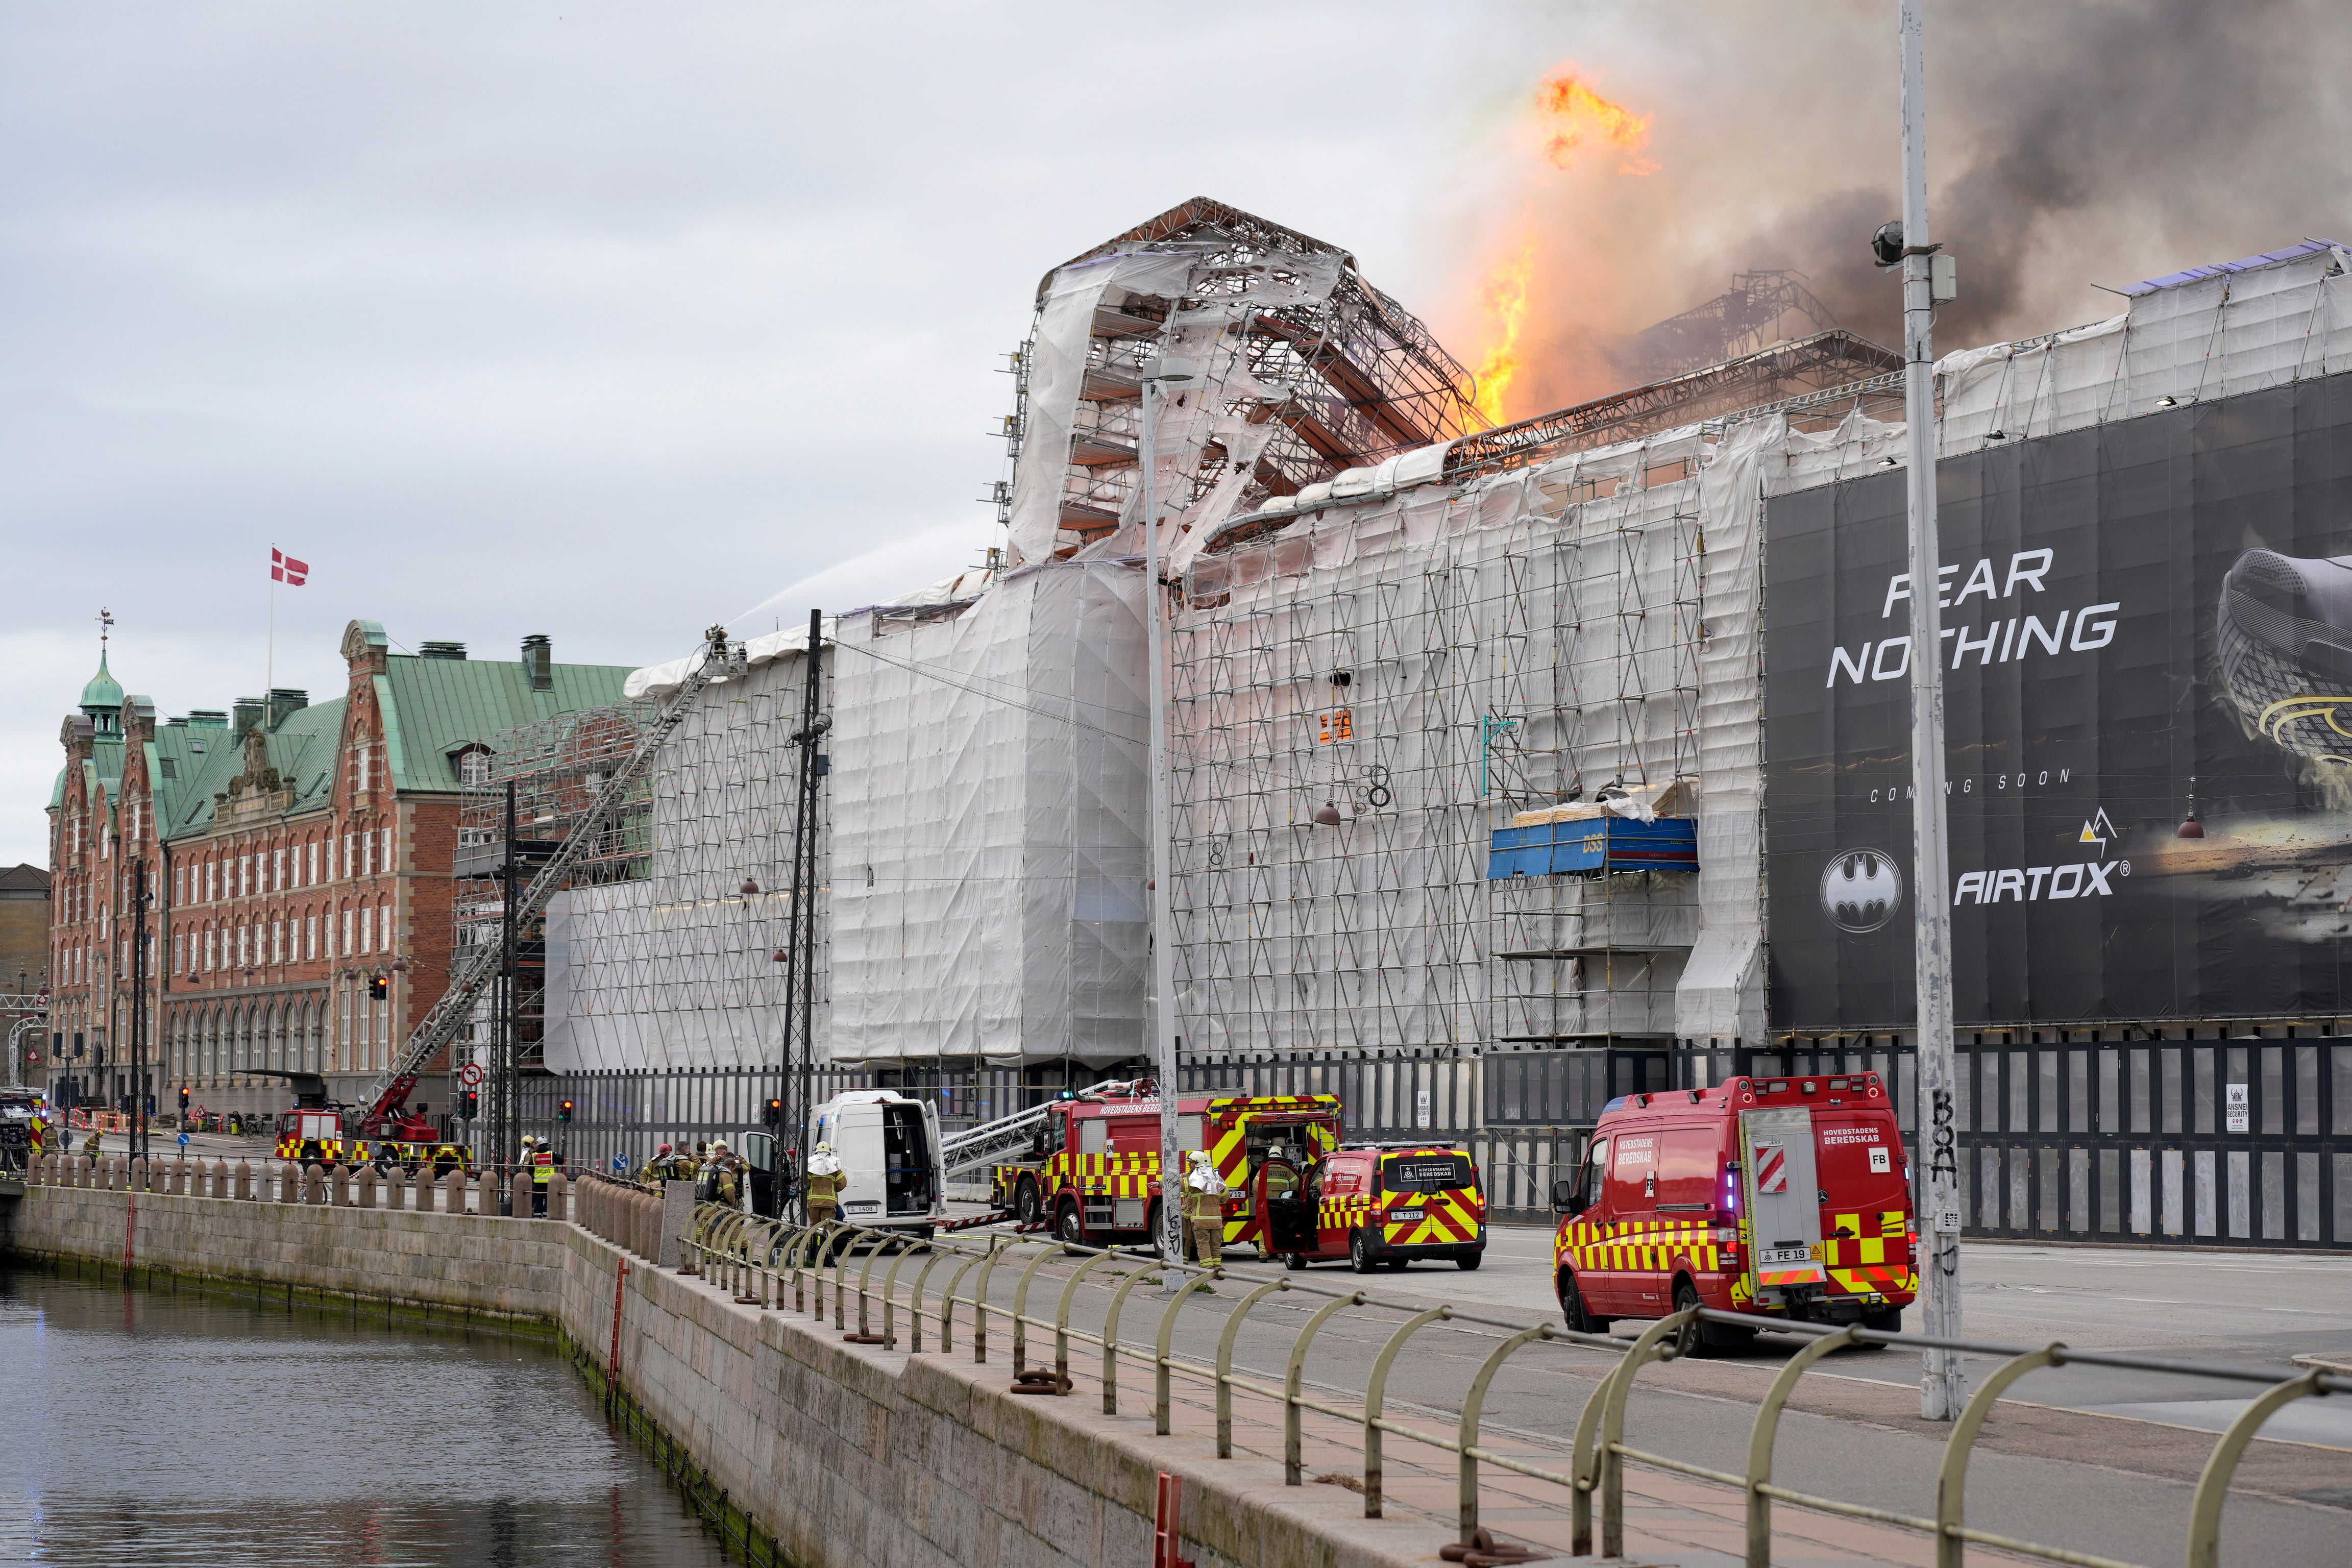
[147,646,634,840]
[79,651,123,712]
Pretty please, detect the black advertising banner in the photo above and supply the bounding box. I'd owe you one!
[1765,375,2352,1028]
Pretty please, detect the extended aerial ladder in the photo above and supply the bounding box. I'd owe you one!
[349,627,748,1137]
[935,1077,1147,1183]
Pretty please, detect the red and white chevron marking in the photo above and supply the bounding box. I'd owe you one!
[1754,1142,1787,1193]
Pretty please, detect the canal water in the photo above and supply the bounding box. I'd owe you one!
[0,1265,733,1568]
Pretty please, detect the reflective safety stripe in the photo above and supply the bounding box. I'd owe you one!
[1553,1217,1726,1276]
[1819,1206,1915,1289]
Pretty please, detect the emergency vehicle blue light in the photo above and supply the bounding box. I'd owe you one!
[1601,1095,1628,1113]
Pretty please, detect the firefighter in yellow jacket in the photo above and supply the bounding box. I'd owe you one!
[1183,1150,1228,1265]
[803,1142,843,1227]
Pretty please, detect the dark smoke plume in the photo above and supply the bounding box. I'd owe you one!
[1490,0,2352,411]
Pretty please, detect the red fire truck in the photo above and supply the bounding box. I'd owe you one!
[1551,1072,1916,1351]
[276,1105,444,1167]
[989,1084,1341,1254]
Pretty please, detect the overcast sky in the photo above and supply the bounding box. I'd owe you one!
[8,1,2345,869]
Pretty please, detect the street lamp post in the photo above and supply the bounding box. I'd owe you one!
[1140,353,1197,1290]
[1894,0,1967,1420]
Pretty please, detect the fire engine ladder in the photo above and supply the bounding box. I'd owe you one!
[939,1104,1054,1182]
[937,1078,1144,1181]
[351,626,751,1129]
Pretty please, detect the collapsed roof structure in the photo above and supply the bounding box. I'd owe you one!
[1002,198,1488,562]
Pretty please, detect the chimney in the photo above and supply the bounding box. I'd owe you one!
[268,688,308,729]
[232,697,265,739]
[521,633,552,692]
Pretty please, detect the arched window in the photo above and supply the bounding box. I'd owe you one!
[304,999,322,1073]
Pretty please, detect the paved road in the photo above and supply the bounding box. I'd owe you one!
[1338,1219,2352,1447]
[913,1209,2348,1565]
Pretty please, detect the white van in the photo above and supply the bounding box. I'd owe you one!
[807,1089,945,1236]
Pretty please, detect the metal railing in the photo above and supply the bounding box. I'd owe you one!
[22,1149,575,1218]
[646,1204,2346,1568]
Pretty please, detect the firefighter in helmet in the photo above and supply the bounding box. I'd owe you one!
[1183,1150,1228,1267]
[531,1136,556,1217]
[709,1139,744,1207]
[803,1141,843,1228]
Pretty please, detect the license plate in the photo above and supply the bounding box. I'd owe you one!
[1388,1208,1425,1223]
[1758,1245,1812,1266]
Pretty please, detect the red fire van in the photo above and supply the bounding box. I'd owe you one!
[1550,1073,1916,1350]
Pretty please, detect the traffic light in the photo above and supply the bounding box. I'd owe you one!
[557,1098,574,1123]
[460,1089,478,1118]
[763,1097,782,1126]
[179,1087,190,1113]
[368,975,389,1001]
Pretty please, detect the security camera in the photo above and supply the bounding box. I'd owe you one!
[1872,220,1905,270]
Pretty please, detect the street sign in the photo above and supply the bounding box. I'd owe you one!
[177,1132,189,1149]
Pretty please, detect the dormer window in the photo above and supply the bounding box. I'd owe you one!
[453,745,494,787]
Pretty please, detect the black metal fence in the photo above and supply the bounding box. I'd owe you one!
[1673,1036,2352,1251]
[510,1066,873,1175]
[499,1035,2352,1248]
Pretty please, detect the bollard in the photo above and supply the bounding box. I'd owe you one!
[233,1160,252,1202]
[387,1165,407,1211]
[303,1163,327,1205]
[211,1158,229,1199]
[444,1168,464,1215]
[355,1168,376,1209]
[330,1165,351,1207]
[170,1157,190,1195]
[549,1171,569,1224]
[277,1162,297,1203]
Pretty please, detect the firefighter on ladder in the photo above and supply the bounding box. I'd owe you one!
[1183,1150,1227,1268]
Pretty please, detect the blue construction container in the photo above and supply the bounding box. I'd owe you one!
[1485,816,1698,879]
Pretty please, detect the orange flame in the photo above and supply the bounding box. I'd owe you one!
[1468,233,1537,426]
[1535,66,1656,176]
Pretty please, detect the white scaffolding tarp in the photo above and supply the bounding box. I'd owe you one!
[827,561,1148,1066]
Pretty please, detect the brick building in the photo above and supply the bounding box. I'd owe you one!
[0,863,48,1084]
[0,864,50,995]
[47,622,631,1120]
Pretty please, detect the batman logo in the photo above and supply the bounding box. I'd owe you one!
[1821,849,1902,934]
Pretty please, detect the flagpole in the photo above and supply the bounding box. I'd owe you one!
[267,563,276,700]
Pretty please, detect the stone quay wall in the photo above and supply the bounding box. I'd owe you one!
[3,1176,1447,1568]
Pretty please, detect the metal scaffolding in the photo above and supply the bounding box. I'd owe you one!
[996,197,1490,558]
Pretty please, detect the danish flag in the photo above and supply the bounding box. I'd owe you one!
[271,548,309,586]
[1753,1142,1787,1193]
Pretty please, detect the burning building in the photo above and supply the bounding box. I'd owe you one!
[516,202,2352,1250]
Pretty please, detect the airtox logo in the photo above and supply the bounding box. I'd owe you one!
[1822,849,1903,934]
[2078,806,2118,857]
